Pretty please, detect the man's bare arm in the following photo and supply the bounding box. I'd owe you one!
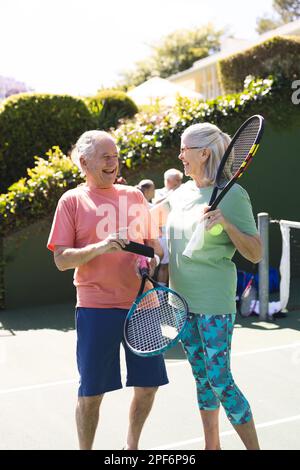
[54,235,128,271]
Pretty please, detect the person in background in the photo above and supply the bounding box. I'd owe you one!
[153,169,183,285]
[154,168,183,203]
[136,179,155,207]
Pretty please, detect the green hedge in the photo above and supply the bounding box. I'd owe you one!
[1,74,294,239]
[0,146,83,238]
[0,93,95,193]
[218,35,300,94]
[86,89,138,130]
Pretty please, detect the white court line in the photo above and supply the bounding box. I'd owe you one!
[151,414,300,450]
[0,379,77,395]
[233,342,300,357]
[1,342,299,394]
[166,342,300,367]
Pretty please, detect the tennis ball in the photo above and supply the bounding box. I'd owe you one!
[209,223,223,236]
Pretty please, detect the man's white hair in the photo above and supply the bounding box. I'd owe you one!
[164,168,183,180]
[181,122,231,184]
[137,179,155,190]
[71,130,115,174]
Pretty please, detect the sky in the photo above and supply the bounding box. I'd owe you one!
[1,0,274,96]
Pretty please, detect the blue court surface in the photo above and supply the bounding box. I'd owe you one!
[0,303,300,450]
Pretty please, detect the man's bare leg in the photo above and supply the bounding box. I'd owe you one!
[76,394,104,450]
[125,387,158,450]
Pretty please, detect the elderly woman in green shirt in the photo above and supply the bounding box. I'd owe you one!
[151,122,262,450]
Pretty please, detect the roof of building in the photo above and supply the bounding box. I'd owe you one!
[127,76,203,106]
[168,19,300,81]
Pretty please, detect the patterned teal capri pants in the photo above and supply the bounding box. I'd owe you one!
[181,313,252,425]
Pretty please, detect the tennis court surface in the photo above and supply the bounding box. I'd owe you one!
[0,302,300,450]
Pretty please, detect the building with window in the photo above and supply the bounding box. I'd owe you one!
[167,19,300,100]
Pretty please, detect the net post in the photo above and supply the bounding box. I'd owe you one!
[258,213,269,321]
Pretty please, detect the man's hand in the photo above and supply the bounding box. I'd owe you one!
[102,231,130,253]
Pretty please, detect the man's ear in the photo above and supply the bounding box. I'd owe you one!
[79,156,86,170]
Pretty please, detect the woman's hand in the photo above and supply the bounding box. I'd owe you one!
[202,206,262,263]
[147,257,157,278]
[202,206,229,232]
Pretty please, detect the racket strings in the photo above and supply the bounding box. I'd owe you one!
[221,119,261,183]
[126,288,187,353]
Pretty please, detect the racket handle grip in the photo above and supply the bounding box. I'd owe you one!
[139,256,149,276]
[123,241,154,258]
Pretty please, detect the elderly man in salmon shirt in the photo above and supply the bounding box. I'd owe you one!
[47,130,166,450]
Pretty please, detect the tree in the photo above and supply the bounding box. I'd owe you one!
[0,75,32,99]
[118,59,157,90]
[256,0,300,34]
[274,0,300,22]
[118,24,222,90]
[256,16,282,34]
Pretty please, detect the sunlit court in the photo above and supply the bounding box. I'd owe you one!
[0,301,300,450]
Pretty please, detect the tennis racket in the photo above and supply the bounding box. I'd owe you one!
[124,257,189,357]
[239,275,257,317]
[183,114,265,257]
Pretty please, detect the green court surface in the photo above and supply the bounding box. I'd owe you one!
[0,303,300,450]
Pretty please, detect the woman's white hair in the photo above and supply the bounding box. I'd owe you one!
[181,122,232,184]
[71,130,115,174]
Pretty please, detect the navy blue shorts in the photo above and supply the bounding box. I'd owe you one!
[76,307,169,397]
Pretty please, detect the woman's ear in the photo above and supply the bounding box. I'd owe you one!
[201,148,211,162]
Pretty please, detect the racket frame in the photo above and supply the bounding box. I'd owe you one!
[124,273,189,357]
[208,114,265,211]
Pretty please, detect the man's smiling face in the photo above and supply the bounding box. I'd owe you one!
[81,137,119,189]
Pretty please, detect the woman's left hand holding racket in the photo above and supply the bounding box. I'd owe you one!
[203,206,229,234]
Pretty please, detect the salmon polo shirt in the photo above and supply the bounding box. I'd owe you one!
[47,184,155,309]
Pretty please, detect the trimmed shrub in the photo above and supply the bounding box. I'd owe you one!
[218,35,300,94]
[0,146,83,237]
[0,93,95,193]
[86,89,138,130]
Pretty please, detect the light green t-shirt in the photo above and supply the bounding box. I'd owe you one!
[166,180,258,315]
